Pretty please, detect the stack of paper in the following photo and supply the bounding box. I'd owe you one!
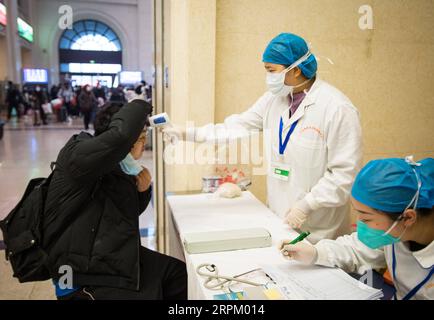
[262,263,384,300]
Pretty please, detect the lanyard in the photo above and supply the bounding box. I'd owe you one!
[392,244,434,300]
[279,117,298,155]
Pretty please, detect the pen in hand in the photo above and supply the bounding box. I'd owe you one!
[280,231,311,256]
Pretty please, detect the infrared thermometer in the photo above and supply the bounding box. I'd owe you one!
[149,112,172,128]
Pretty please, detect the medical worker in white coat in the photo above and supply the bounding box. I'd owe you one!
[165,33,363,243]
[280,157,434,300]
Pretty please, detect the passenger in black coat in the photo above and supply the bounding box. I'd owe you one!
[6,81,22,120]
[43,98,187,300]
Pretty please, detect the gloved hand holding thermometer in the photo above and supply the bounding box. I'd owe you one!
[149,113,186,144]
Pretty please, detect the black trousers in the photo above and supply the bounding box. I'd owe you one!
[58,247,187,300]
[64,102,70,116]
[35,105,48,125]
[83,111,92,130]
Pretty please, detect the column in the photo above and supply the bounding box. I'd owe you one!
[5,0,21,84]
[137,0,154,84]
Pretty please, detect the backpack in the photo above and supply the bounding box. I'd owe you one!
[0,163,56,282]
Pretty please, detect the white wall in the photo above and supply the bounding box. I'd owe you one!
[31,0,153,85]
[164,0,217,193]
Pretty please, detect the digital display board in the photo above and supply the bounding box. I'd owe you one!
[0,3,6,26]
[23,69,48,84]
[119,71,142,85]
[17,17,33,42]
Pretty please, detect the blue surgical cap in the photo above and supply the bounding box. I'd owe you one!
[351,158,434,213]
[262,33,318,79]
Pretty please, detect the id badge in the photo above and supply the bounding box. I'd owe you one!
[271,161,290,181]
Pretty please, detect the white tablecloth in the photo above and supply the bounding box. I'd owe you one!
[167,191,299,300]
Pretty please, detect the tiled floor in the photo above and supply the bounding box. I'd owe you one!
[0,117,155,300]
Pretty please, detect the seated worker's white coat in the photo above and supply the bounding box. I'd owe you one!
[193,78,363,243]
[315,233,434,300]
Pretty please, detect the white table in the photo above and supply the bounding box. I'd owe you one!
[167,191,300,300]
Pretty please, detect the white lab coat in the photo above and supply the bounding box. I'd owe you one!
[315,233,434,300]
[194,78,363,243]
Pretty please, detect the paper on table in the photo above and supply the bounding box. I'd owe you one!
[262,263,383,300]
[214,292,245,300]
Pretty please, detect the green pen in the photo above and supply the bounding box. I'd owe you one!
[281,231,310,256]
[281,231,311,256]
[281,231,311,248]
[289,231,311,245]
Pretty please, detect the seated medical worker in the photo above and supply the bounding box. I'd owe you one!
[280,156,434,300]
[164,33,363,243]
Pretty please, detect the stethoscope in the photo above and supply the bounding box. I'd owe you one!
[196,263,273,292]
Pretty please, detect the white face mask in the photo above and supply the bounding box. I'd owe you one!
[119,153,142,176]
[266,50,312,97]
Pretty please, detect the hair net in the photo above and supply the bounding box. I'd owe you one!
[351,157,434,213]
[262,33,318,79]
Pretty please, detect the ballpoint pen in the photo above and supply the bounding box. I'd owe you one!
[289,231,311,245]
[280,231,311,255]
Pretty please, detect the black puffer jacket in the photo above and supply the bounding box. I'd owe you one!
[42,100,153,290]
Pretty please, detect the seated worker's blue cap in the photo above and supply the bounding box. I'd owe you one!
[351,157,434,213]
[262,33,318,79]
